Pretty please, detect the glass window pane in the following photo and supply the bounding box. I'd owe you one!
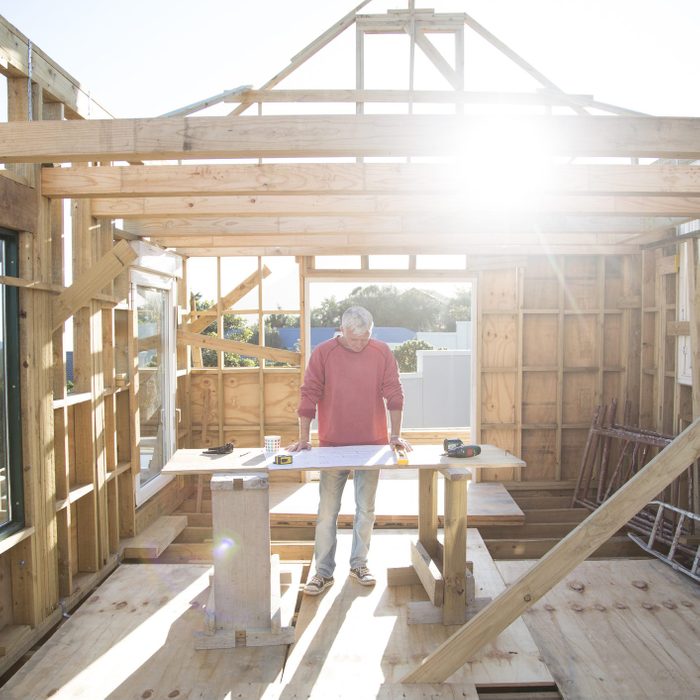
[264,313,300,367]
[262,257,299,309]
[223,314,259,368]
[0,240,9,526]
[137,285,167,486]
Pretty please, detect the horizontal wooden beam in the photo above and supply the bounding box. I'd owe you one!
[356,12,466,33]
[91,193,700,218]
[151,232,631,250]
[226,89,596,105]
[177,329,301,365]
[123,213,679,238]
[0,15,112,120]
[4,115,700,163]
[171,243,636,257]
[42,163,700,199]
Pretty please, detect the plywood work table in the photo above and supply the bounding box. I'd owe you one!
[162,444,525,645]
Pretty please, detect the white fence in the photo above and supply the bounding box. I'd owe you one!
[400,349,471,428]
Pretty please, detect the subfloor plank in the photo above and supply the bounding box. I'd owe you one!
[281,529,553,698]
[497,559,700,700]
[0,564,287,699]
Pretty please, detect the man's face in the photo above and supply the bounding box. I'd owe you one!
[341,326,372,352]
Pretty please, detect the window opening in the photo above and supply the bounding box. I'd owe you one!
[0,230,23,535]
[307,277,474,430]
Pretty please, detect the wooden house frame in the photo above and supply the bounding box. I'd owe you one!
[0,1,698,694]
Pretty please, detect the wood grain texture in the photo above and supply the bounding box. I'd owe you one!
[498,559,700,700]
[0,174,36,232]
[4,115,700,163]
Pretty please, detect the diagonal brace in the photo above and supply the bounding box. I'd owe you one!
[187,265,271,334]
[403,417,700,683]
[52,239,137,332]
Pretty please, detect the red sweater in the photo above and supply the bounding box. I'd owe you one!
[298,338,404,447]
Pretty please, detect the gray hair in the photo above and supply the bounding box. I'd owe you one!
[341,306,374,334]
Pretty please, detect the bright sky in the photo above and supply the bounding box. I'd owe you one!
[2,0,699,118]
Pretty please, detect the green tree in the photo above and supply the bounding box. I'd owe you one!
[311,295,345,327]
[310,285,468,332]
[441,286,471,330]
[192,295,257,367]
[392,339,435,372]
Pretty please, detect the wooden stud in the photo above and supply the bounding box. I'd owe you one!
[418,470,438,554]
[442,475,468,624]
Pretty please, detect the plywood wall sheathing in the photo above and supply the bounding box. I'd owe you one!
[476,255,642,482]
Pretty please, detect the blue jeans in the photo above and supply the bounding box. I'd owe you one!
[314,469,380,578]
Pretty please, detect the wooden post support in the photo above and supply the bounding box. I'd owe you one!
[403,417,700,683]
[195,473,293,649]
[418,469,438,552]
[442,475,468,624]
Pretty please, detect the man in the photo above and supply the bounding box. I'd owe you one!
[288,306,411,595]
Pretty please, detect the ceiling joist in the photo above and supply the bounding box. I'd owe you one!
[4,115,700,163]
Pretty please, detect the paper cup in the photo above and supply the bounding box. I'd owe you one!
[264,435,281,454]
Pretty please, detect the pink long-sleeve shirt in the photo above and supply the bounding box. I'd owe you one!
[297,338,404,447]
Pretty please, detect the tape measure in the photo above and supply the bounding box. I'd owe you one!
[273,454,293,465]
[395,448,409,465]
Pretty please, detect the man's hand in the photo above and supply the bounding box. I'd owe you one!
[390,435,412,452]
[287,439,312,452]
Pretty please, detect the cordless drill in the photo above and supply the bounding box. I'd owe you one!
[442,438,481,458]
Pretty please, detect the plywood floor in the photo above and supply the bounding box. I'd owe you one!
[498,559,700,700]
[1,530,553,700]
[283,529,555,698]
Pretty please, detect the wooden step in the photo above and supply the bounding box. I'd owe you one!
[121,515,188,559]
[179,479,525,528]
[158,540,314,564]
[484,535,648,560]
[524,508,589,524]
[477,522,579,539]
[510,495,574,509]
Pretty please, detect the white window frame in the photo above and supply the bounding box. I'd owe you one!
[131,263,180,507]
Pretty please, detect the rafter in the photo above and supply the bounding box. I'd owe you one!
[229,0,372,116]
